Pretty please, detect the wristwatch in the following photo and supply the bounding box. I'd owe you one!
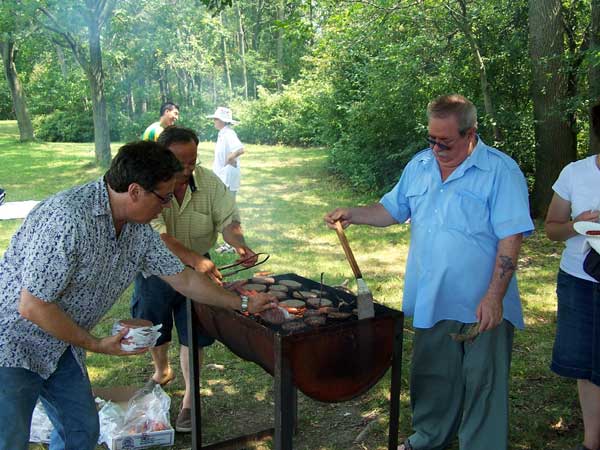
[240,295,249,313]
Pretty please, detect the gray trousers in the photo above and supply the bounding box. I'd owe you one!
[407,320,514,450]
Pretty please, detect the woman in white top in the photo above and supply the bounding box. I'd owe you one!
[207,107,244,198]
[545,103,600,450]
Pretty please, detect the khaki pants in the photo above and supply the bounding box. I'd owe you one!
[407,320,514,450]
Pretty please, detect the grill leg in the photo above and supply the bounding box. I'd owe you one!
[187,298,203,449]
[274,335,294,450]
[388,315,404,450]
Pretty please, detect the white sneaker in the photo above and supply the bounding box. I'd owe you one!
[216,243,236,254]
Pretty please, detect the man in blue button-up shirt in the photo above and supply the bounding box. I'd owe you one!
[325,95,533,450]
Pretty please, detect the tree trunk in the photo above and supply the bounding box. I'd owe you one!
[220,11,232,95]
[55,44,68,78]
[127,82,135,116]
[87,15,111,167]
[452,0,501,143]
[529,0,577,218]
[236,0,248,99]
[159,75,167,103]
[590,0,600,153]
[137,78,147,115]
[212,70,217,104]
[37,0,115,166]
[252,0,264,51]
[276,0,284,91]
[0,40,34,142]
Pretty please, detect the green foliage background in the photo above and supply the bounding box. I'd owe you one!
[0,0,597,195]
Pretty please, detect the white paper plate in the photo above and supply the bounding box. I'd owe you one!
[573,221,600,237]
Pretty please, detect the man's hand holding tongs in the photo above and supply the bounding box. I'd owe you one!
[236,246,258,266]
[192,256,223,285]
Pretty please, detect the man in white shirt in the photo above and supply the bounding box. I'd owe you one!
[208,106,244,197]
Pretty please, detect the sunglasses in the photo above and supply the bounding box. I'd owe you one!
[425,136,451,151]
[150,190,174,205]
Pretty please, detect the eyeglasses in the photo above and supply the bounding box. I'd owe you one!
[426,136,451,151]
[150,190,174,205]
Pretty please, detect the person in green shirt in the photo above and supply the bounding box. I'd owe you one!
[142,102,180,141]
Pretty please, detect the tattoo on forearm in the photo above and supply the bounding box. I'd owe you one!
[499,255,516,279]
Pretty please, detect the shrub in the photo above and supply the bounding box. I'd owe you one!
[33,110,94,142]
[234,80,331,147]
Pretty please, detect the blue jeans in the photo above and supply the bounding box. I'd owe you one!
[0,348,99,450]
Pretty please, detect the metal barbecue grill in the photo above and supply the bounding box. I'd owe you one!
[186,273,404,450]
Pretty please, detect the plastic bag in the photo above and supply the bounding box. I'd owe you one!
[29,401,53,444]
[120,384,172,434]
[97,384,172,448]
[96,399,126,446]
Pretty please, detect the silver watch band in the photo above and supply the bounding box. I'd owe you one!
[240,295,249,313]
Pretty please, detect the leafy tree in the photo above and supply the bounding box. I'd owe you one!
[529,0,577,217]
[0,0,35,141]
[36,0,117,166]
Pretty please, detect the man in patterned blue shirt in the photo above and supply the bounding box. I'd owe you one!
[0,141,276,450]
[325,95,534,450]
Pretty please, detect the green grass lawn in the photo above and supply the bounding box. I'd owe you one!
[0,121,581,449]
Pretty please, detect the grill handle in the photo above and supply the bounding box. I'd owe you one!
[334,221,363,279]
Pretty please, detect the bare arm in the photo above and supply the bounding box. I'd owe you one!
[18,289,142,356]
[222,220,257,265]
[160,267,276,313]
[545,193,599,242]
[160,233,222,283]
[226,147,244,166]
[476,234,523,332]
[324,204,398,229]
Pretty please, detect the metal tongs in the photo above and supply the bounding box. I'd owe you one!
[218,253,270,278]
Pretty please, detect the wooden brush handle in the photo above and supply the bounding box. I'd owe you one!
[334,221,363,279]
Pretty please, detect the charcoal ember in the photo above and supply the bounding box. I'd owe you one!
[281,320,307,332]
[259,307,288,325]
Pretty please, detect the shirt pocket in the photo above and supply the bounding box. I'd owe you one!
[446,190,490,234]
[405,183,428,223]
[188,211,214,238]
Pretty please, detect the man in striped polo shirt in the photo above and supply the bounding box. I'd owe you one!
[131,125,257,433]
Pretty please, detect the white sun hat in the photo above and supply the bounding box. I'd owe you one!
[206,106,239,124]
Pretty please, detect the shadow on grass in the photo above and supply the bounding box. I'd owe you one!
[0,123,576,449]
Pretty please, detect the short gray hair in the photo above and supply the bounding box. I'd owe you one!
[427,94,478,135]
